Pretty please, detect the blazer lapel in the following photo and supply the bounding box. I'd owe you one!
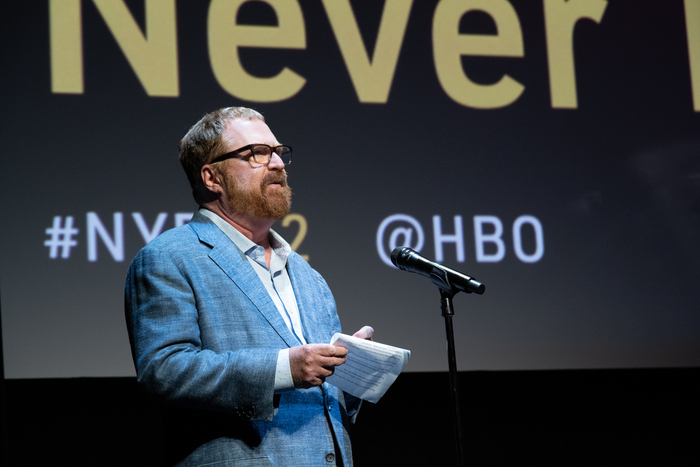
[188,213,299,348]
[287,255,331,345]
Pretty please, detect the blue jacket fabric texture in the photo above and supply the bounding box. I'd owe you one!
[125,211,354,466]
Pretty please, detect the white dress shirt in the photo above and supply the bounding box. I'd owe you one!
[199,208,302,392]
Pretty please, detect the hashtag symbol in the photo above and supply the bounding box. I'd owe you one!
[44,216,79,259]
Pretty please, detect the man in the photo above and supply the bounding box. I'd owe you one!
[125,107,372,466]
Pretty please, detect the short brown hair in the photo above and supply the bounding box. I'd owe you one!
[179,107,265,200]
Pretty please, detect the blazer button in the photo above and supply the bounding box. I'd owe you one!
[244,409,254,419]
[325,453,335,463]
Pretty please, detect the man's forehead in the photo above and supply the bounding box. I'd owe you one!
[222,118,278,150]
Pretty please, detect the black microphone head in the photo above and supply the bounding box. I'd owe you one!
[390,246,412,269]
[391,247,434,275]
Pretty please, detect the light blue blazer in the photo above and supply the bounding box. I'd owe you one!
[125,211,355,466]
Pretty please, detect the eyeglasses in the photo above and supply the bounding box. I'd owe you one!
[210,144,292,167]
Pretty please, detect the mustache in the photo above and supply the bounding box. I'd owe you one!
[261,171,288,188]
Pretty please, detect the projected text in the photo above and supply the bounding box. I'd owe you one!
[376,213,545,267]
[47,0,700,110]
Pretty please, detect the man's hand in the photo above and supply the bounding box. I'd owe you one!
[289,344,348,388]
[353,325,374,341]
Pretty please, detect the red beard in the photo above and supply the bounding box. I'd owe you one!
[226,170,292,220]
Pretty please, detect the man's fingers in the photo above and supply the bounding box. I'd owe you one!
[319,355,347,368]
[353,325,374,341]
[330,345,348,357]
[290,344,348,388]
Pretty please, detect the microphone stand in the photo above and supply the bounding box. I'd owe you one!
[390,247,484,466]
[439,288,466,467]
[422,267,482,467]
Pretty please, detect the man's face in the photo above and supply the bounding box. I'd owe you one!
[218,119,292,220]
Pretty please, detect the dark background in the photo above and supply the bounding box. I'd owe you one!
[1,0,699,464]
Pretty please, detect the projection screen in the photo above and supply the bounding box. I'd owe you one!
[1,0,699,378]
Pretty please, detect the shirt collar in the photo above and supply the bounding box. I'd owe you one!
[198,208,291,272]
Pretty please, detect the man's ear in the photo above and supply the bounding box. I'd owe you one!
[201,164,224,194]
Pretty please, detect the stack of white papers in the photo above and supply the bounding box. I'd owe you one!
[326,333,411,403]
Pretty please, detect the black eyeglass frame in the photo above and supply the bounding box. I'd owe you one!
[209,144,292,166]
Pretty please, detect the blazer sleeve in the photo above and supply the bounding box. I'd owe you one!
[125,237,279,422]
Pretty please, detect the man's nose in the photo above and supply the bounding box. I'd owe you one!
[267,151,285,170]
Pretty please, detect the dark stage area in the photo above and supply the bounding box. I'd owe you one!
[3,368,698,466]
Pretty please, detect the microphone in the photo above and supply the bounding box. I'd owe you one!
[391,247,485,295]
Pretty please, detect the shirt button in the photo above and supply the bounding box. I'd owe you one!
[325,453,335,463]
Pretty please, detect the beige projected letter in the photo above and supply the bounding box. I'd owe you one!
[208,0,306,102]
[322,0,412,103]
[92,0,178,97]
[543,0,607,109]
[433,0,525,109]
[50,0,83,94]
[685,0,700,111]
